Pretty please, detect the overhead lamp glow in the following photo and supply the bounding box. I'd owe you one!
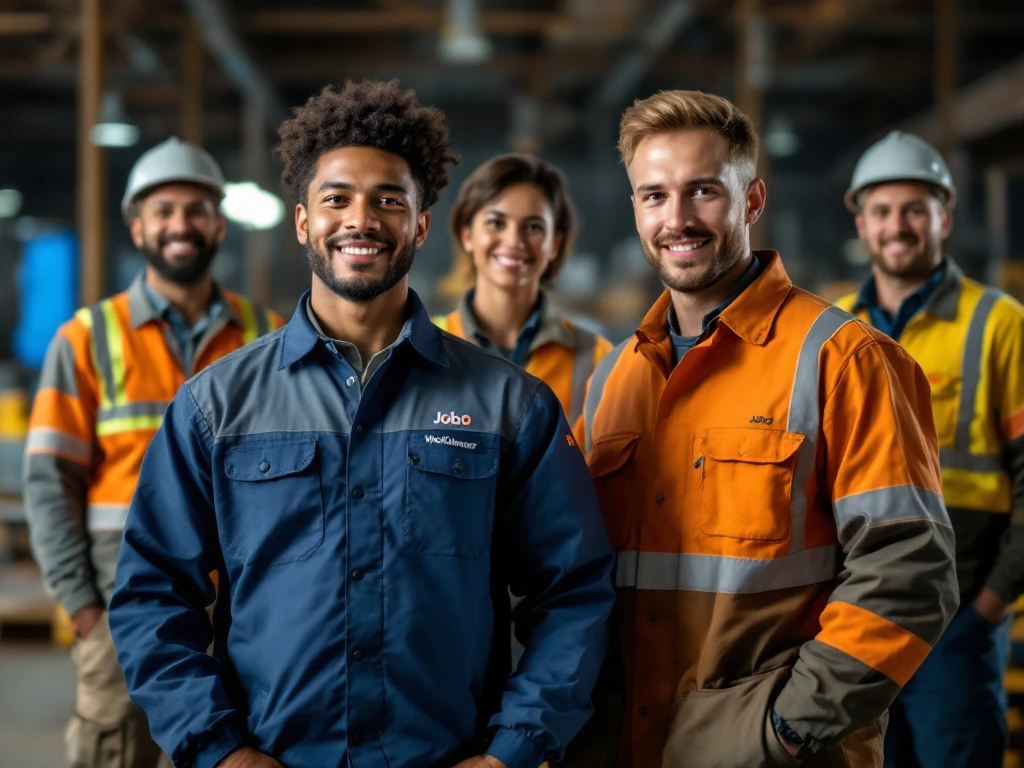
[439,0,492,63]
[91,90,140,148]
[0,188,23,218]
[221,182,285,231]
[764,116,799,159]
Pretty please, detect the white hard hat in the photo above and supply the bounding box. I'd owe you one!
[122,137,225,220]
[845,130,955,213]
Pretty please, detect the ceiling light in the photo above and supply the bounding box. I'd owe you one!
[764,116,799,158]
[0,188,23,218]
[439,0,492,63]
[90,90,140,148]
[221,182,285,231]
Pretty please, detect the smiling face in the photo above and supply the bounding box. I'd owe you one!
[855,181,950,282]
[627,128,764,294]
[460,182,562,293]
[129,182,225,286]
[295,146,430,302]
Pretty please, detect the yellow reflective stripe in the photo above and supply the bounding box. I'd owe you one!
[432,315,449,332]
[99,300,128,406]
[95,415,164,437]
[74,306,109,409]
[235,296,259,344]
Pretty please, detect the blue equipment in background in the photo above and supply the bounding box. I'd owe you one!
[13,230,79,371]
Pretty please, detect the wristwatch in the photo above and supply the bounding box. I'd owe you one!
[771,707,812,763]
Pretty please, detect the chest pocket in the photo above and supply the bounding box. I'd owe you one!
[587,434,640,551]
[698,428,803,542]
[221,438,324,565]
[404,436,499,559]
[927,373,961,448]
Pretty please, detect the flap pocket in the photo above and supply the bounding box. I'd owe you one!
[225,439,317,481]
[587,434,640,478]
[702,428,803,464]
[408,442,498,480]
[699,429,803,542]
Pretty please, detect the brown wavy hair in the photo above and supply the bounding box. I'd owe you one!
[437,153,578,302]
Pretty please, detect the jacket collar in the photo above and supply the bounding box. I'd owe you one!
[636,250,791,348]
[457,288,576,351]
[278,288,448,370]
[126,272,241,330]
[849,256,963,323]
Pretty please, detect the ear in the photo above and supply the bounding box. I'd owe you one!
[630,194,640,233]
[854,214,868,242]
[551,232,565,259]
[415,210,431,249]
[939,206,954,240]
[295,204,308,245]
[459,224,474,255]
[129,217,144,250]
[745,178,767,225]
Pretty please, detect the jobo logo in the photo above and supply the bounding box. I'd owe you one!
[433,411,473,426]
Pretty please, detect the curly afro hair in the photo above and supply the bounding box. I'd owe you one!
[275,80,460,210]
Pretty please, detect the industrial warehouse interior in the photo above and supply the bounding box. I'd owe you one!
[2,0,1024,767]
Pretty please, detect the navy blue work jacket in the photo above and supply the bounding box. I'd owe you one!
[109,290,615,768]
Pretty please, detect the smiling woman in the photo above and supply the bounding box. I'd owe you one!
[433,154,612,428]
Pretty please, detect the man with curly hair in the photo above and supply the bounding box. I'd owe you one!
[108,80,616,768]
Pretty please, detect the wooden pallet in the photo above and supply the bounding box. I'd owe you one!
[0,563,74,645]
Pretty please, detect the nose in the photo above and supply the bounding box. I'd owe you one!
[664,196,693,233]
[344,198,381,233]
[501,222,525,249]
[165,207,192,234]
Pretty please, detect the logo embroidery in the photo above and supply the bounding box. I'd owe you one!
[433,411,473,426]
[749,415,774,425]
[566,434,576,447]
[425,435,478,450]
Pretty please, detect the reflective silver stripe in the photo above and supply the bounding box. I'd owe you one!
[833,485,949,540]
[615,546,839,594]
[787,306,854,554]
[25,428,92,463]
[583,339,630,454]
[97,401,169,422]
[569,329,597,425]
[88,304,117,408]
[86,503,130,531]
[953,289,999,461]
[256,307,270,337]
[939,448,1003,473]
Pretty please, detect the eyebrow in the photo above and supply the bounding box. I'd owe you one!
[634,177,724,193]
[316,181,411,197]
[484,209,546,221]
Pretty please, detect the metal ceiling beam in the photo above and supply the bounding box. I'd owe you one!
[240,9,571,36]
[179,0,288,129]
[0,12,51,35]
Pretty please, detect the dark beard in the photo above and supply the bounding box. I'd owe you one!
[141,234,217,286]
[642,226,743,294]
[306,235,416,303]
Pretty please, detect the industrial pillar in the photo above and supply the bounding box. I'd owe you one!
[243,96,271,306]
[735,0,769,251]
[181,21,205,145]
[78,0,106,305]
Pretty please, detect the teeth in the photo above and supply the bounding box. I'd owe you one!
[495,255,526,268]
[667,241,707,253]
[338,247,380,256]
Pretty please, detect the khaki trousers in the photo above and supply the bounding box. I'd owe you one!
[65,611,168,768]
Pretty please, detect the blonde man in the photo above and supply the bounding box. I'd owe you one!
[571,92,958,767]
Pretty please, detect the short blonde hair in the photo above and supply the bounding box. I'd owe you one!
[618,90,759,180]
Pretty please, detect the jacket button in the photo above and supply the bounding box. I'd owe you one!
[410,454,420,465]
[351,487,364,499]
[351,569,364,581]
[638,705,649,718]
[354,424,365,435]
[655,494,665,504]
[258,460,270,474]
[453,459,464,473]
[352,649,363,661]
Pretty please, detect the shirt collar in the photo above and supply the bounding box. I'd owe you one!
[457,287,576,351]
[666,255,763,338]
[639,251,790,348]
[128,271,233,329]
[851,257,961,322]
[278,289,448,370]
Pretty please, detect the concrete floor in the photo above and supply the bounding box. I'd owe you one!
[0,645,75,768]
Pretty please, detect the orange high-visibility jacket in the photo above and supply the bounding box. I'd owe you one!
[433,289,613,425]
[24,274,284,617]
[576,252,958,768]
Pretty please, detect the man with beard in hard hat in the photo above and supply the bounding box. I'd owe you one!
[23,137,283,768]
[837,130,1024,768]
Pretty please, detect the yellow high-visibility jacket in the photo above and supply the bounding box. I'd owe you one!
[837,258,1024,604]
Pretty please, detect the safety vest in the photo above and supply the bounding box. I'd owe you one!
[580,252,955,767]
[26,275,283,531]
[433,290,612,425]
[836,260,1024,515]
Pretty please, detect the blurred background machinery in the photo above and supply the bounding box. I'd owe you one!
[1,0,1024,765]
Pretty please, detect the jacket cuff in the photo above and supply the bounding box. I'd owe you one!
[58,580,105,618]
[189,720,247,768]
[487,727,546,768]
